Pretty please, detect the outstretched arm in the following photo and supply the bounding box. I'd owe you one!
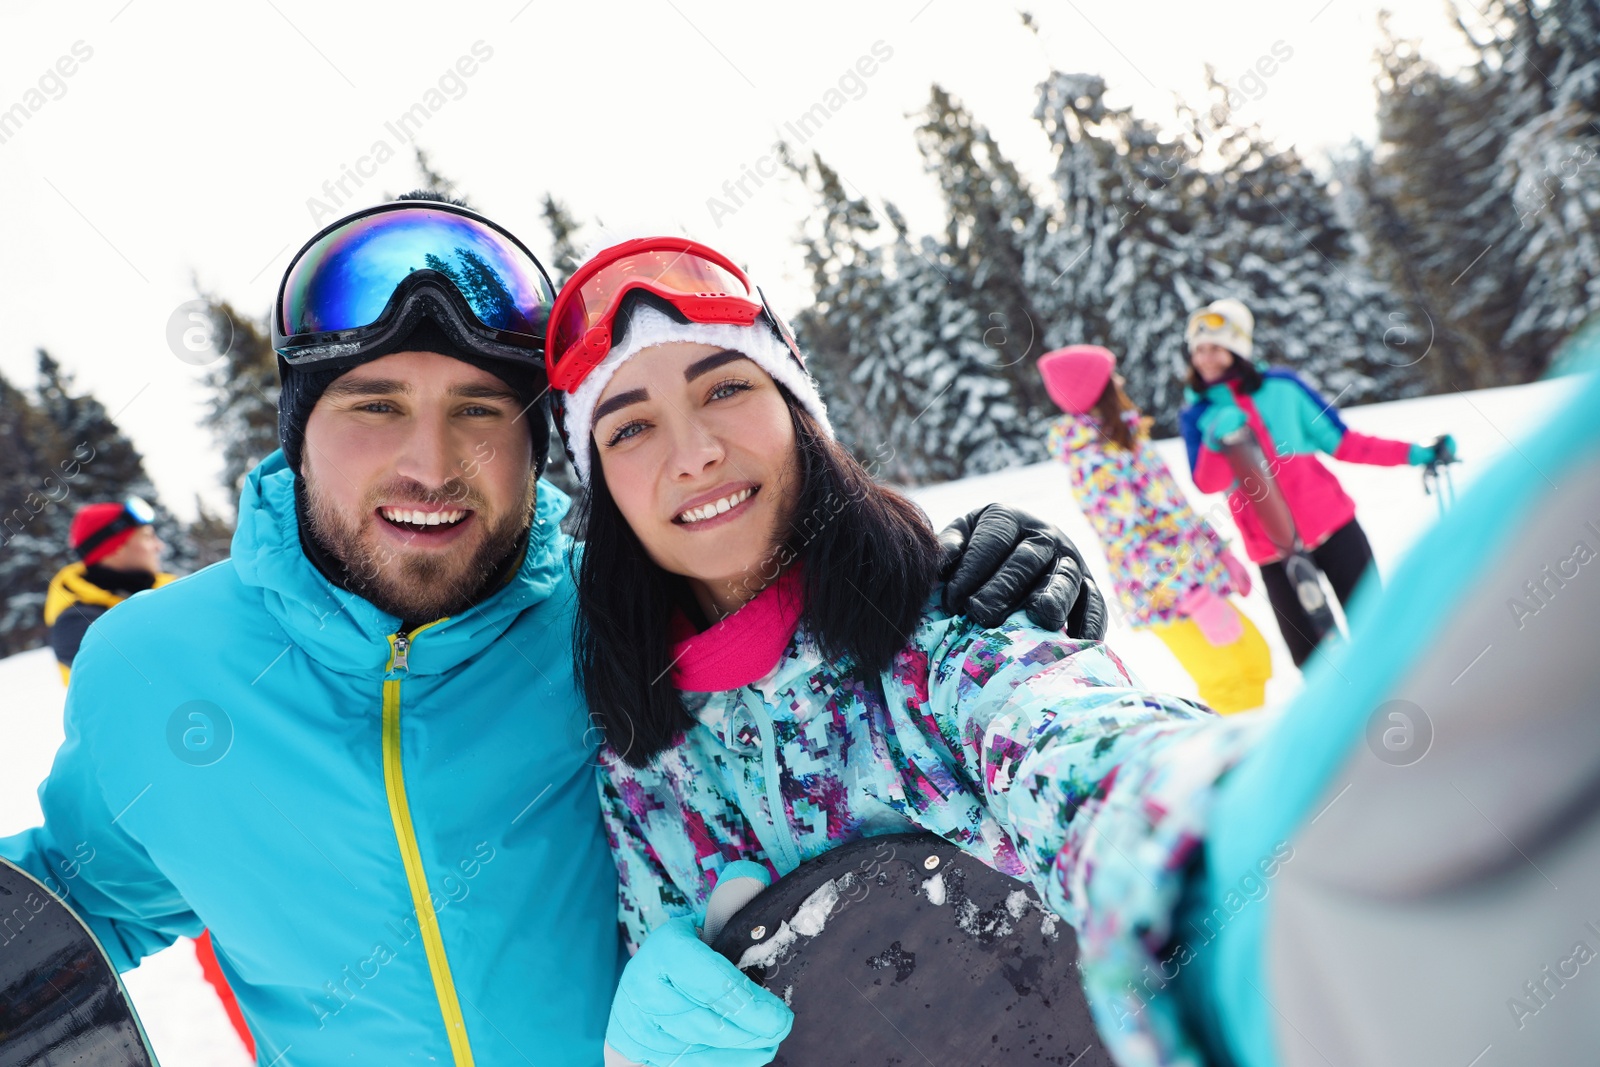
[911,620,1267,1066]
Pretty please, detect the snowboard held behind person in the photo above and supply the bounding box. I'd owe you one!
[1041,345,1272,714]
[0,199,1101,1067]
[1178,299,1454,667]
[545,236,1268,1067]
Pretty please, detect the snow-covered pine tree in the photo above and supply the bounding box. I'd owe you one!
[33,350,194,571]
[0,368,68,655]
[1489,0,1600,366]
[1352,3,1600,390]
[1191,77,1420,406]
[781,148,903,463]
[914,86,1052,419]
[881,220,1041,482]
[1025,72,1214,434]
[540,194,586,288]
[200,299,280,504]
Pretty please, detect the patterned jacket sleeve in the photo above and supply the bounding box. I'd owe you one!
[597,761,692,955]
[909,618,1269,1067]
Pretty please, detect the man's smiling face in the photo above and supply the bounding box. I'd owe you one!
[300,349,537,621]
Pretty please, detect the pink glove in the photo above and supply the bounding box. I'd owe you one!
[1221,549,1252,597]
[1176,586,1244,646]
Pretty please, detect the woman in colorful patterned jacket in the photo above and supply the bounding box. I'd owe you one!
[544,237,1266,1067]
[1178,299,1454,667]
[1041,344,1271,714]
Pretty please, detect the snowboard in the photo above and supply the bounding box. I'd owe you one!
[1218,426,1340,643]
[0,856,158,1066]
[708,833,1109,1067]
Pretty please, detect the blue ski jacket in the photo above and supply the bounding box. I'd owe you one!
[0,452,621,1065]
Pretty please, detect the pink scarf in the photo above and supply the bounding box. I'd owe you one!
[670,568,806,692]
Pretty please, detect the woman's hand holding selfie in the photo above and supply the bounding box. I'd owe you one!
[604,917,792,1067]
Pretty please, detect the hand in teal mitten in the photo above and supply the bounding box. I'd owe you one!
[1408,433,1457,466]
[605,916,793,1067]
[1199,394,1248,450]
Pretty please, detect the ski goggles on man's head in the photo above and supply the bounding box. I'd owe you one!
[546,237,798,391]
[273,201,556,366]
[75,496,155,561]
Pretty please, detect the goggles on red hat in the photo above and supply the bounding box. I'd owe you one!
[74,496,155,561]
[545,237,802,392]
[272,201,556,369]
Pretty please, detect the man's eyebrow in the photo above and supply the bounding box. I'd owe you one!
[593,388,649,423]
[451,382,520,402]
[684,349,750,383]
[322,377,412,400]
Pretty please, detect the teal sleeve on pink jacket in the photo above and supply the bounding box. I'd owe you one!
[1182,374,1413,563]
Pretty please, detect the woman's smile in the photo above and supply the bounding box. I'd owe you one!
[672,484,760,527]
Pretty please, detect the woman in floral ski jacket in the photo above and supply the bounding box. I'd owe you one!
[546,237,1265,1067]
[1041,344,1272,714]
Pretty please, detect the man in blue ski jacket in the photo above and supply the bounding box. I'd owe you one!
[0,195,1103,1065]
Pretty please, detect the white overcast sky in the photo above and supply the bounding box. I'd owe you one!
[0,0,1475,519]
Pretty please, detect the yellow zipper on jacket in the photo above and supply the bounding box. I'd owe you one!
[382,619,474,1065]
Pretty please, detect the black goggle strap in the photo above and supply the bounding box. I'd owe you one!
[75,507,149,560]
[756,286,804,365]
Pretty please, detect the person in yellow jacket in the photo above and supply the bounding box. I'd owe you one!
[1041,345,1273,713]
[44,497,174,684]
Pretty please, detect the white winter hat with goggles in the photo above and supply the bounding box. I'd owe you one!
[1185,298,1254,359]
[546,237,832,485]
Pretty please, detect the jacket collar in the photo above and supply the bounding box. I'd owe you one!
[670,567,805,693]
[229,451,569,676]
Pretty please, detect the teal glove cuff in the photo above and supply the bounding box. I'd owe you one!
[1407,442,1431,466]
[608,917,793,1067]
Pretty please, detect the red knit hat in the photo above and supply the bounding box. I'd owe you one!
[1038,345,1116,415]
[70,501,150,565]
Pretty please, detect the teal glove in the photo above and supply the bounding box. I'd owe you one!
[605,916,793,1067]
[1408,433,1457,466]
[1199,400,1248,450]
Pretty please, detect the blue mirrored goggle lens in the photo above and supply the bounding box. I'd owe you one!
[279,209,553,340]
[125,496,155,523]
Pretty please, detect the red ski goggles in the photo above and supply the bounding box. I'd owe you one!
[545,237,798,391]
[273,201,555,366]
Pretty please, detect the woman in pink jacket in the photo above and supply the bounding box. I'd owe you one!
[1179,299,1454,666]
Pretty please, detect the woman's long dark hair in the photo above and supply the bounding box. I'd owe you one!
[572,387,942,767]
[1185,351,1263,395]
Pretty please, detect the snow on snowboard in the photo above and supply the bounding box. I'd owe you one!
[0,856,157,1066]
[709,833,1108,1066]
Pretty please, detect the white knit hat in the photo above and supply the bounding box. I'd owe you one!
[561,302,832,484]
[1186,298,1254,358]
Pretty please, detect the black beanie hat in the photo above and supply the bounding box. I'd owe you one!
[278,317,548,475]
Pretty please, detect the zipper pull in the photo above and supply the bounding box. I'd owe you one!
[391,632,411,672]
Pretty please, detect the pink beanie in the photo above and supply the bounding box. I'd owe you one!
[1038,345,1115,415]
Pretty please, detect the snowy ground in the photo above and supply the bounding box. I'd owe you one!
[0,374,1586,1065]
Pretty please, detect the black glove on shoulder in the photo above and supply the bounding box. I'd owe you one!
[936,504,1108,640]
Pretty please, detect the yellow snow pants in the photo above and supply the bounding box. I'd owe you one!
[1151,609,1272,714]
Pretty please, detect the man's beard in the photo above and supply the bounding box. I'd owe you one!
[302,471,536,621]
